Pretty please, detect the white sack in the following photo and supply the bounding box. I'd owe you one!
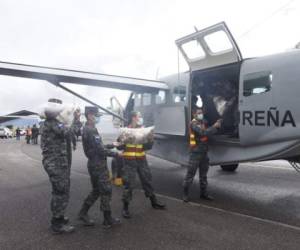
[118,126,155,144]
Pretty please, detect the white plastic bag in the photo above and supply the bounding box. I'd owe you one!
[39,102,76,127]
[57,105,76,126]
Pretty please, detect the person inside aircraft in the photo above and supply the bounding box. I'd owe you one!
[216,80,238,136]
[192,77,239,137]
[191,95,201,115]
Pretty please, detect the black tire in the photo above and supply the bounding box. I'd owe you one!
[220,164,238,172]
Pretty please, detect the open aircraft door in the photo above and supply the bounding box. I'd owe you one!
[175,22,243,71]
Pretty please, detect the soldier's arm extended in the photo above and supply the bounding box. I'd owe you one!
[191,122,218,137]
[82,129,95,159]
[96,139,118,158]
[104,144,114,149]
[116,136,126,150]
[83,128,117,158]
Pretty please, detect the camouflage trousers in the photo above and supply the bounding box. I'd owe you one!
[43,155,70,218]
[122,159,154,203]
[81,159,112,211]
[183,151,209,191]
[67,146,72,168]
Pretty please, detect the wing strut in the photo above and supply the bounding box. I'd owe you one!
[50,81,127,122]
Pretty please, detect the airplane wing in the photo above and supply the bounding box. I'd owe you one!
[0,61,168,93]
[0,61,169,122]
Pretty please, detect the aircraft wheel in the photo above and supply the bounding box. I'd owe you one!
[220,164,238,172]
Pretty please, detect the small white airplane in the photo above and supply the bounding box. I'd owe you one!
[1,22,300,173]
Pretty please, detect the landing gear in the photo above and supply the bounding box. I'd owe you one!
[220,164,238,172]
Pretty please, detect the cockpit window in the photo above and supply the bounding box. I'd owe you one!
[135,93,142,107]
[243,71,272,97]
[155,90,166,104]
[142,93,152,106]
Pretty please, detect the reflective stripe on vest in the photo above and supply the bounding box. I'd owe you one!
[123,144,146,159]
[189,120,208,148]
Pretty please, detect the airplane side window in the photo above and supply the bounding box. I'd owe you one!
[135,93,142,107]
[155,90,166,104]
[143,93,152,106]
[243,71,272,97]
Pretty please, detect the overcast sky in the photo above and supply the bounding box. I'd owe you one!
[0,0,299,115]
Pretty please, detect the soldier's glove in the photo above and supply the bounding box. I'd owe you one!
[73,145,76,151]
[109,151,120,158]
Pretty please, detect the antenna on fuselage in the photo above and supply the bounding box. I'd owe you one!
[155,67,160,80]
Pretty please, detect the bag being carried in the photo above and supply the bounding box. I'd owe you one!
[118,126,155,144]
[57,105,76,127]
[40,102,76,127]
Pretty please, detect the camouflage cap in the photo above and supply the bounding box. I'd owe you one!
[85,106,101,117]
[130,110,141,118]
[48,98,62,104]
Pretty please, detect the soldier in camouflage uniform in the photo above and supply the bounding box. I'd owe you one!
[78,106,121,229]
[71,108,82,141]
[183,107,221,202]
[66,122,77,168]
[117,111,165,219]
[41,98,74,234]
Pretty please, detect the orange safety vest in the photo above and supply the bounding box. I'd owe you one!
[122,125,146,160]
[26,129,32,136]
[189,119,208,148]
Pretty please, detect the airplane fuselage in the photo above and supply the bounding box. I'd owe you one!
[132,49,300,167]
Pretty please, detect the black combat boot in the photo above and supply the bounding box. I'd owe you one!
[51,217,75,234]
[150,195,166,209]
[122,202,131,219]
[78,204,95,226]
[183,186,189,203]
[61,216,69,224]
[200,189,214,201]
[102,211,121,229]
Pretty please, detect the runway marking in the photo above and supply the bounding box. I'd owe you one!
[240,164,294,171]
[154,192,300,232]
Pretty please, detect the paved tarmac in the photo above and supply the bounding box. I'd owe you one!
[0,137,300,250]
